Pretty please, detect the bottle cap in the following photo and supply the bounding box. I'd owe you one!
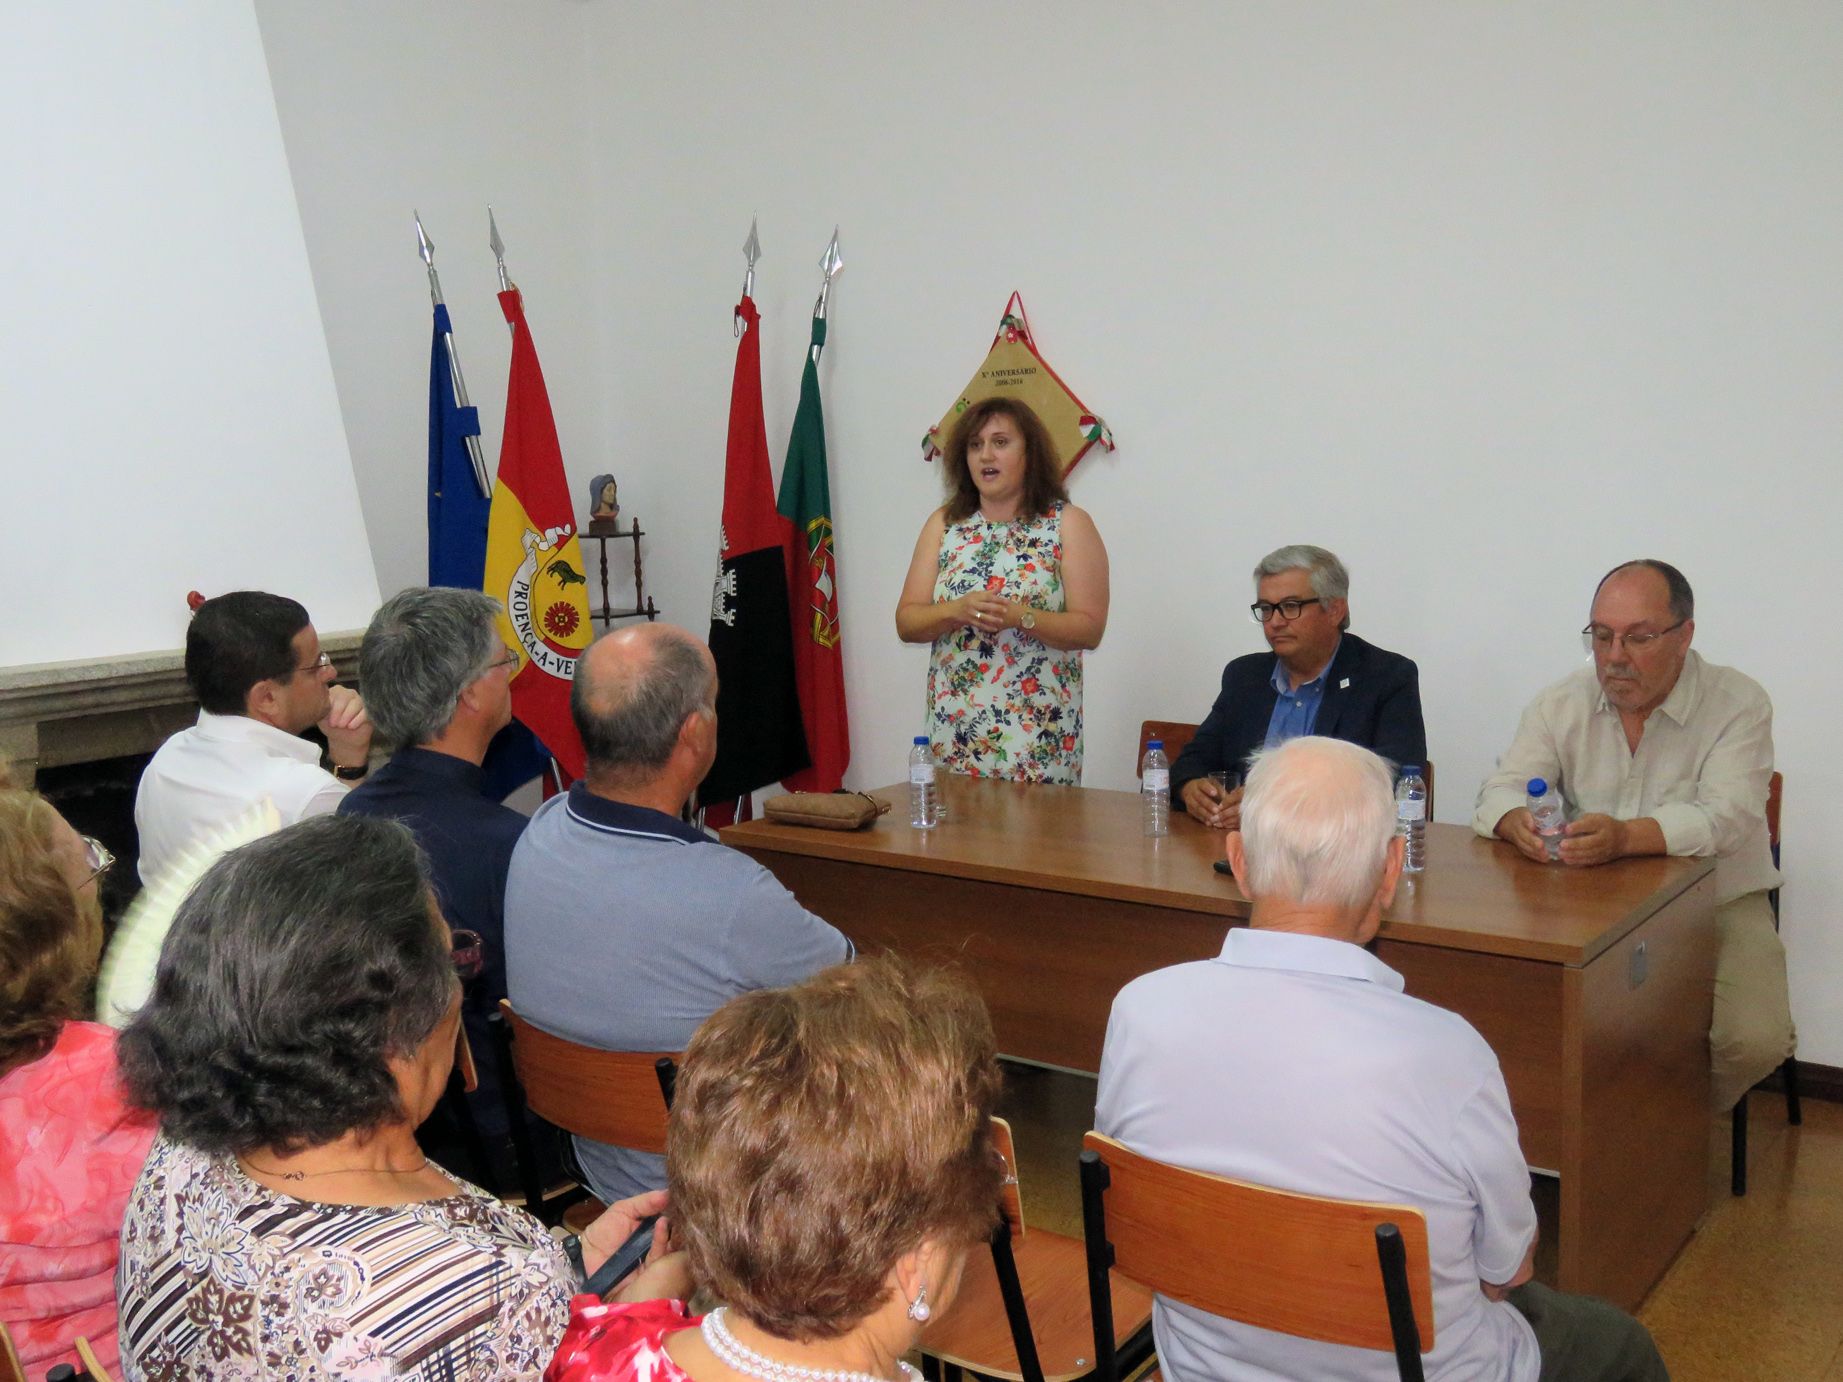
[913,736,928,745]
[1401,765,1421,776]
[1147,740,1163,750]
[1527,778,1548,796]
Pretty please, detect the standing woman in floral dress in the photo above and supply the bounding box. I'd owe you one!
[896,397,1109,784]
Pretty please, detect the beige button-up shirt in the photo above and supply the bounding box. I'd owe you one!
[1472,650,1777,904]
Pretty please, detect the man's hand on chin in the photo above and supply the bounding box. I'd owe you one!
[321,685,373,768]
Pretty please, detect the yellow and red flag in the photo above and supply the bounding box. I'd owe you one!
[483,286,592,780]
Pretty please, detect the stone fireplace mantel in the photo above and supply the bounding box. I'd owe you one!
[0,631,364,784]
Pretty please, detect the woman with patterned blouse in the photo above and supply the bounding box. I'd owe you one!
[114,814,686,1382]
[897,397,1110,785]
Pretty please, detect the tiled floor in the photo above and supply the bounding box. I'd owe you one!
[994,1062,1843,1380]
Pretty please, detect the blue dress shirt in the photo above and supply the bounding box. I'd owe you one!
[1263,637,1340,747]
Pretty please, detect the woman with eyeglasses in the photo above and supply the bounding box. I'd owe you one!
[896,397,1110,785]
[114,813,687,1382]
[0,764,157,1378]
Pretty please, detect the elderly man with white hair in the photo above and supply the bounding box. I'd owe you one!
[1096,736,1667,1382]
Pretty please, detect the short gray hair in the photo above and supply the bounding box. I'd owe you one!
[1240,737,1397,912]
[571,628,714,783]
[1253,545,1350,631]
[359,588,503,747]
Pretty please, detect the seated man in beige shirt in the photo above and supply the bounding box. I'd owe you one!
[1474,559,1791,1111]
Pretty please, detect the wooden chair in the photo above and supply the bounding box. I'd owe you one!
[1136,722,1198,778]
[1079,1133,1435,1382]
[920,1119,1154,1382]
[496,998,678,1224]
[1,1320,26,1382]
[74,1338,116,1382]
[1731,769,1800,1197]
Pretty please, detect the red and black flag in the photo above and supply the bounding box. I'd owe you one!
[701,294,809,814]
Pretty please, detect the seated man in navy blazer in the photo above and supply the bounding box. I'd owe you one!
[1172,545,1426,829]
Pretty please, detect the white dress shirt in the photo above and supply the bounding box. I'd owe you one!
[1471,650,1777,904]
[134,711,346,882]
[1096,928,1540,1382]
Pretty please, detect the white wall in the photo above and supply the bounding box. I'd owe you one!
[0,0,378,662]
[257,3,1843,1063]
[252,0,605,604]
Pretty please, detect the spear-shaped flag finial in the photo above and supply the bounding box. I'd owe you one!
[738,217,762,335]
[415,210,443,307]
[488,206,511,293]
[815,226,843,320]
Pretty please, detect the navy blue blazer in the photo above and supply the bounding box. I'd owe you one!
[1169,632,1427,798]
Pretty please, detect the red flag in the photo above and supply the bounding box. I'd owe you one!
[483,287,592,781]
[701,295,810,815]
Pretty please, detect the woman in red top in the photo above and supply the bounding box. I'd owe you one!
[0,773,156,1377]
[546,956,1005,1382]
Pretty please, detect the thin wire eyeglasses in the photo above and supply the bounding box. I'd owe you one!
[1249,597,1323,624]
[1580,620,1686,656]
[293,651,333,676]
[81,836,115,886]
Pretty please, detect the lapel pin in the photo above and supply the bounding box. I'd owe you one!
[1339,678,1351,690]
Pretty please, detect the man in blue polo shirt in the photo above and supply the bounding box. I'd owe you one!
[504,622,851,1204]
[339,587,525,1139]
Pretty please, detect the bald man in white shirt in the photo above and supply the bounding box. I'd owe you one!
[135,591,372,882]
[1099,737,1666,1382]
[1474,559,1792,1111]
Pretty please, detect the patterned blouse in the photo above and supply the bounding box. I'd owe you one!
[927,501,1083,785]
[0,1021,157,1378]
[116,1136,574,1382]
[546,1297,700,1382]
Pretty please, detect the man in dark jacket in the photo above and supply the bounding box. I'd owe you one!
[1172,545,1426,829]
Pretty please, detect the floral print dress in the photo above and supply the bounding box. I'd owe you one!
[928,501,1082,784]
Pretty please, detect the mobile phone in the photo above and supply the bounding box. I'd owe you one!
[582,1214,660,1298]
[1213,858,1236,876]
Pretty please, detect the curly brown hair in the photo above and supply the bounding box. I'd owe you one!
[941,396,1067,525]
[669,955,1003,1341]
[0,775,103,1078]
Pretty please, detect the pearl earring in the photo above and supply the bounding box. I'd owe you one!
[907,1286,931,1322]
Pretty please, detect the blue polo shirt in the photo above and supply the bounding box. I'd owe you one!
[505,784,852,1201]
[1263,638,1340,748]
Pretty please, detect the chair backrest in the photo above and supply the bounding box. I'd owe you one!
[992,1115,1025,1242]
[1081,1132,1434,1353]
[1138,721,1199,778]
[1767,771,1783,850]
[0,1319,26,1382]
[498,999,676,1153]
[76,1336,116,1382]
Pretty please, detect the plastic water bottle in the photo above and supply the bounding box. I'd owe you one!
[1395,766,1427,873]
[1142,740,1170,837]
[1527,778,1565,860]
[909,736,938,828]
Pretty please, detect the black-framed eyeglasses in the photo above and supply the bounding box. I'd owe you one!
[1580,620,1686,656]
[1249,597,1323,624]
[80,835,115,886]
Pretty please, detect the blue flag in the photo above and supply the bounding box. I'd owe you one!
[427,304,490,589]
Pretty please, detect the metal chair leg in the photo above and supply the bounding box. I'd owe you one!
[1783,1056,1802,1126]
[1730,1093,1748,1197]
[1376,1224,1427,1382]
[989,1221,1046,1382]
[1080,1150,1120,1382]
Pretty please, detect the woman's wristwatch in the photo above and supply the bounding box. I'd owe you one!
[331,763,368,782]
[1019,609,1037,630]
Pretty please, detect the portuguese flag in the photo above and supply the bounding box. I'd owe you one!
[482,286,591,781]
[701,294,809,811]
[777,315,849,793]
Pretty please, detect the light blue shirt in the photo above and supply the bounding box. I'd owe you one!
[1264,637,1339,747]
[1097,927,1540,1382]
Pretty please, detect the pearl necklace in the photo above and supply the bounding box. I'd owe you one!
[701,1307,921,1382]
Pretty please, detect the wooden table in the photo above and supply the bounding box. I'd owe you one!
[725,774,1717,1311]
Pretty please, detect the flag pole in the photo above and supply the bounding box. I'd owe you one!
[489,207,515,306]
[417,213,494,498]
[812,227,843,354]
[738,216,761,336]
